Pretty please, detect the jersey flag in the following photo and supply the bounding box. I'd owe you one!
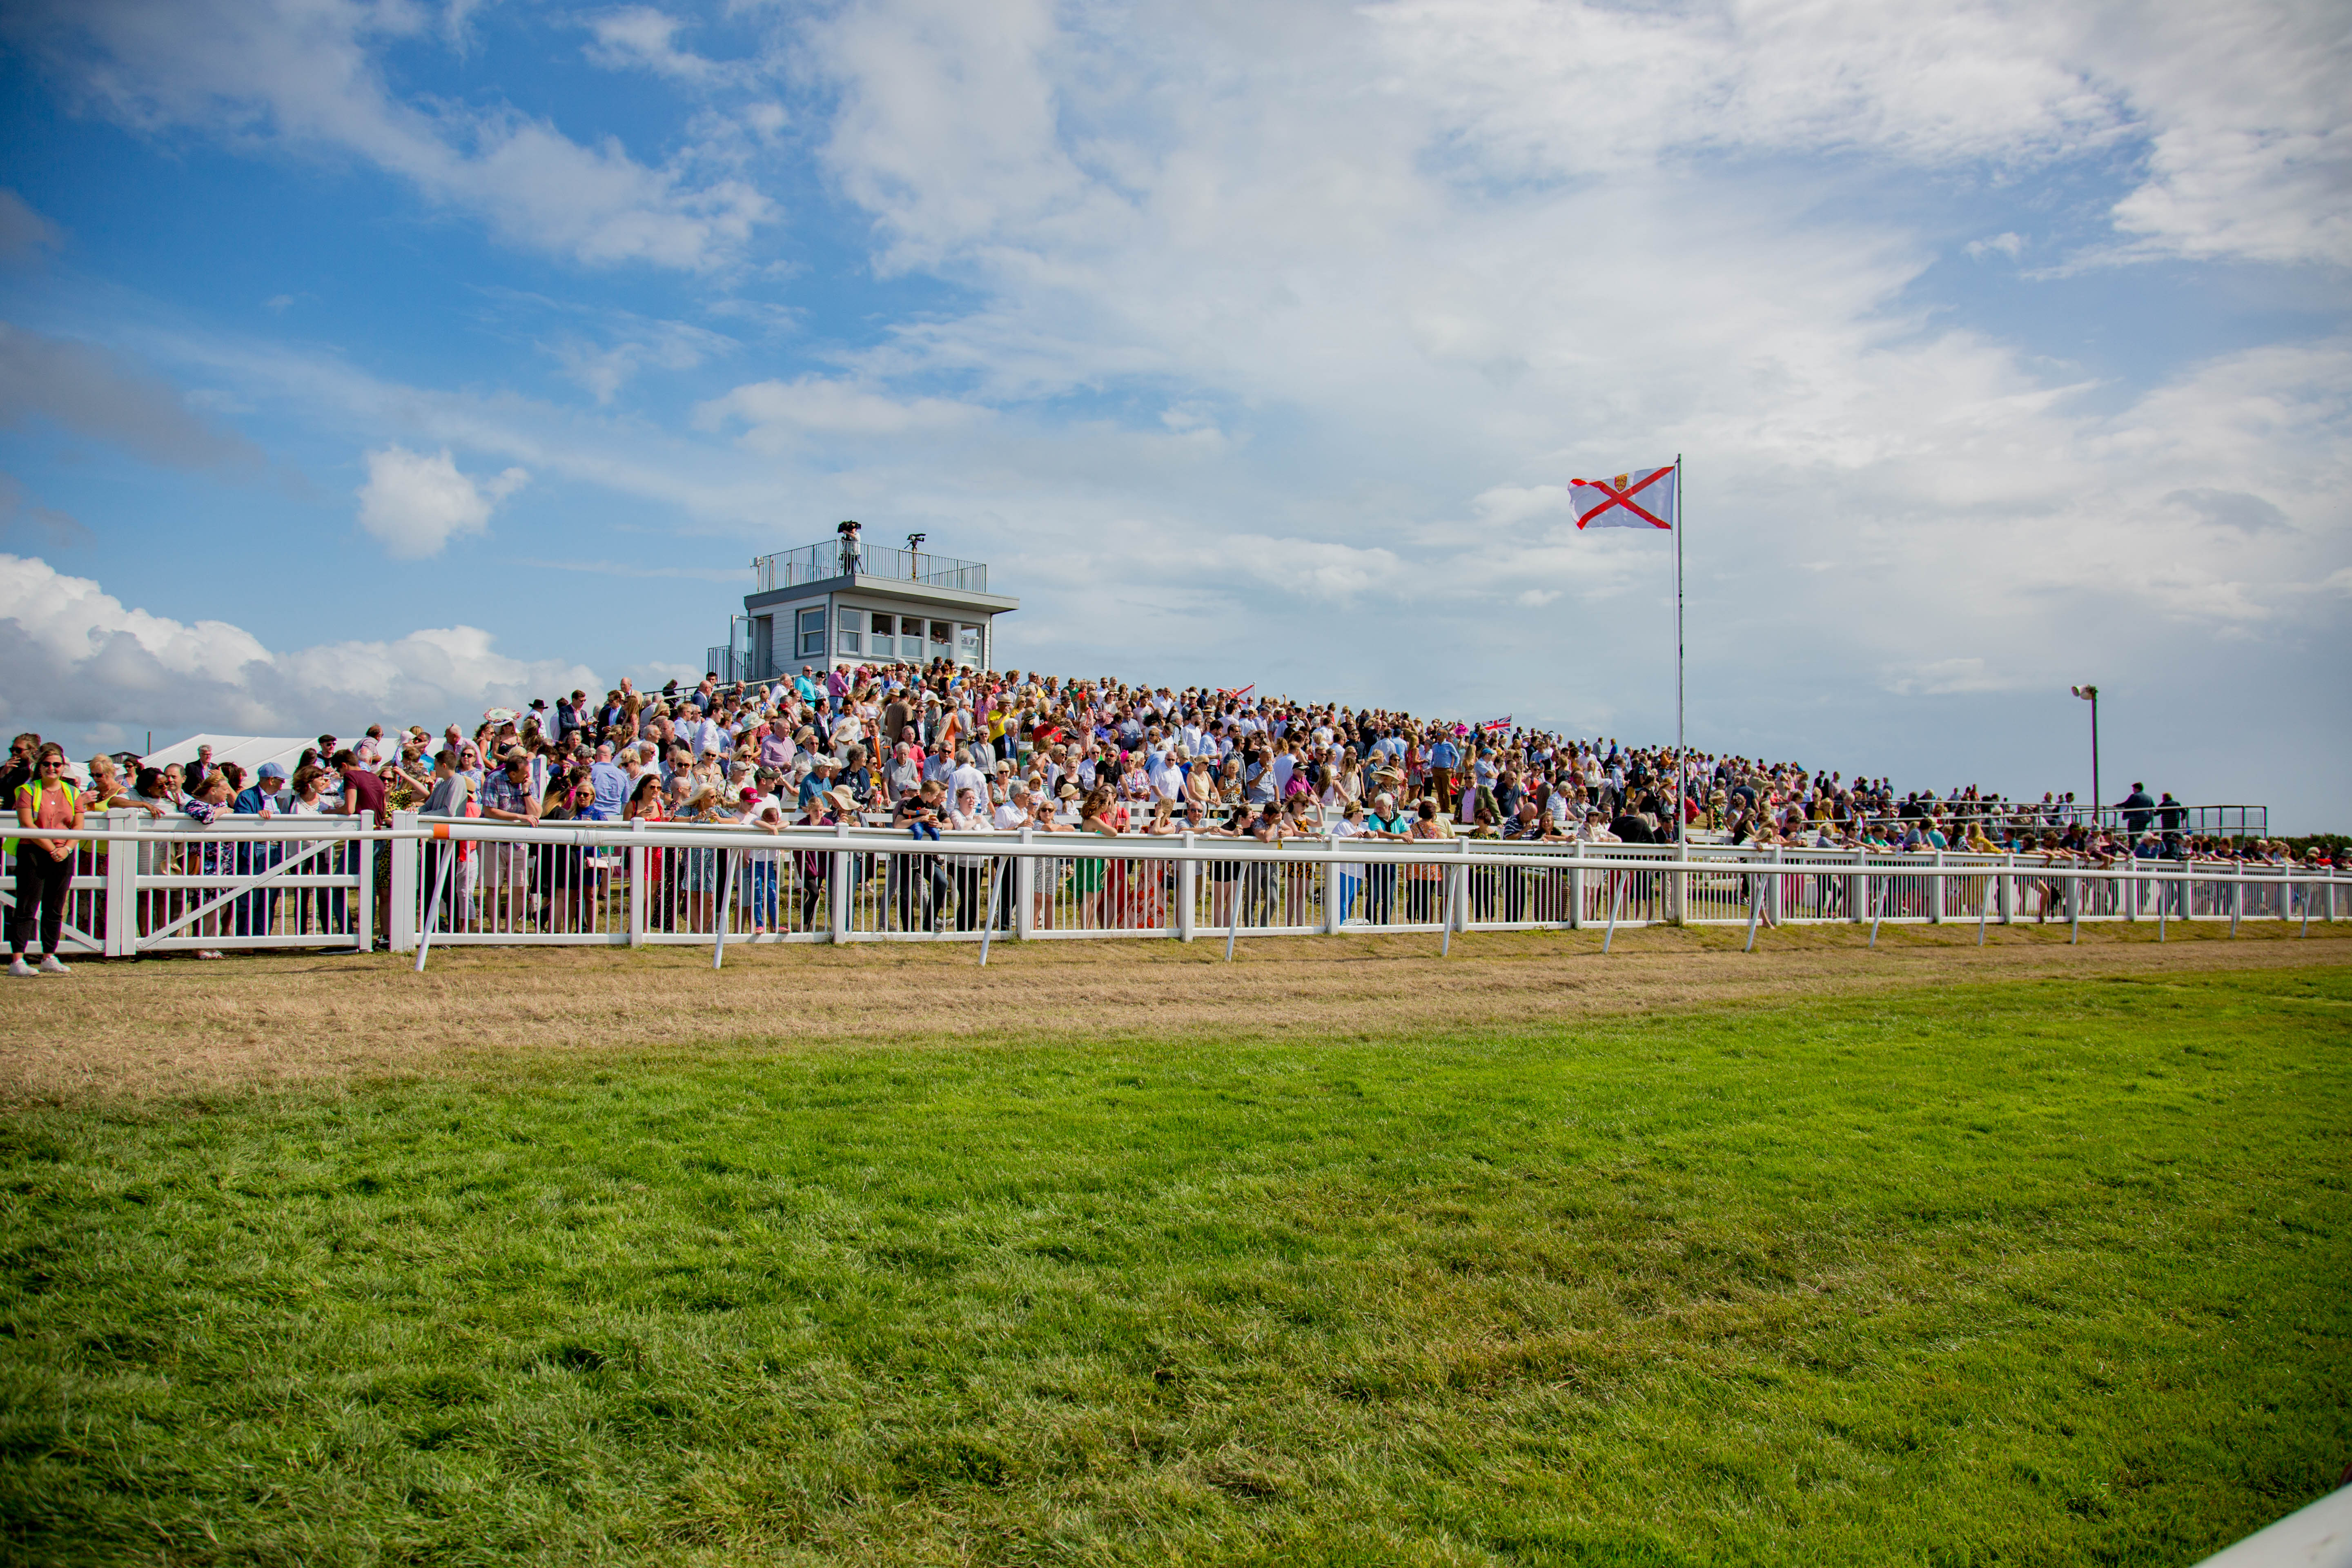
[1569,465,1677,530]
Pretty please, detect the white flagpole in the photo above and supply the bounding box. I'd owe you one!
[1674,453,1686,867]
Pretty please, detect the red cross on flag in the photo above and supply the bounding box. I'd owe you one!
[1569,465,1677,530]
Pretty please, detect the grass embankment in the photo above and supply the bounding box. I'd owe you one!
[2,970,2347,1565]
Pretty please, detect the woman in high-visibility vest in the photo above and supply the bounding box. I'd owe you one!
[9,746,83,976]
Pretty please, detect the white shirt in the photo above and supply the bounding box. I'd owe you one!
[950,761,988,801]
[992,801,1030,831]
[1327,815,1367,881]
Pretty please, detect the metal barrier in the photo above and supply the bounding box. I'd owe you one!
[3,812,2342,960]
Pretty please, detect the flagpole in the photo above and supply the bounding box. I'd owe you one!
[1674,452,1685,870]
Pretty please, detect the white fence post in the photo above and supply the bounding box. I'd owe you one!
[1324,836,1343,936]
[628,820,647,947]
[1178,832,1197,942]
[830,824,850,944]
[353,819,376,951]
[1016,827,1035,940]
[388,811,419,953]
[1566,841,1583,929]
[101,808,140,958]
[1929,850,1944,924]
[1769,844,1785,925]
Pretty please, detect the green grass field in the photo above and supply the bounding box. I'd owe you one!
[2,969,2347,1566]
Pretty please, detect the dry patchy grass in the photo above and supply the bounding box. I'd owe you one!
[2,919,2344,1105]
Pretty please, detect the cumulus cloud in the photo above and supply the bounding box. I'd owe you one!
[0,552,597,744]
[11,0,2344,818]
[0,322,261,470]
[355,446,528,559]
[8,0,774,270]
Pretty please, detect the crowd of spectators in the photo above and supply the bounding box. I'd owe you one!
[4,660,2325,863]
[5,661,2336,962]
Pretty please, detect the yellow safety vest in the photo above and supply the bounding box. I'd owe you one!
[6,779,79,856]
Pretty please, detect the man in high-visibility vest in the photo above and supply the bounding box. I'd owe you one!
[9,745,83,976]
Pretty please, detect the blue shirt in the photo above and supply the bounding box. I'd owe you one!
[1428,740,1460,770]
[587,761,627,820]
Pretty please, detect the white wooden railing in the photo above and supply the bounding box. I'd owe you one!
[5,812,2342,965]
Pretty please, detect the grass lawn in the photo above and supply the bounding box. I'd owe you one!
[1,969,2347,1566]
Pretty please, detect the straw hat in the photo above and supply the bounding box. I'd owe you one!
[826,786,859,813]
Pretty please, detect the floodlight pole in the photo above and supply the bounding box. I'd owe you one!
[2071,684,2100,832]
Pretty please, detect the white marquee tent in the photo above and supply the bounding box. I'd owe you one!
[139,734,315,780]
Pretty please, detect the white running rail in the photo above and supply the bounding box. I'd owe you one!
[4,811,2342,961]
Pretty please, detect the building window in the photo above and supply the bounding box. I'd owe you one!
[797,608,825,659]
[959,624,981,666]
[836,606,861,656]
[871,611,897,659]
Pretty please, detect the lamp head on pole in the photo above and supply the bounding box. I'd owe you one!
[2070,684,2098,701]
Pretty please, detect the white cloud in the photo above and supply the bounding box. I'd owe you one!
[695,376,991,444]
[2096,2,2352,266]
[585,7,744,87]
[1882,657,2018,697]
[355,445,528,559]
[13,0,2346,822]
[541,313,738,404]
[0,552,597,741]
[10,0,774,270]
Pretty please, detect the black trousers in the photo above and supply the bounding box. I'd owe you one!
[11,851,74,955]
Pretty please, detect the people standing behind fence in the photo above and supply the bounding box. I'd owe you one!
[13,652,2295,958]
[9,744,84,976]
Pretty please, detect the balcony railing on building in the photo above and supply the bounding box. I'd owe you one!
[753,541,989,595]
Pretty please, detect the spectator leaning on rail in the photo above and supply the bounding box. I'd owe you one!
[9,744,84,976]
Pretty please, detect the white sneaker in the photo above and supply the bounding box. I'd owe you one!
[7,957,32,978]
[38,955,69,976]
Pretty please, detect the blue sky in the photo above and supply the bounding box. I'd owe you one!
[0,0,2346,826]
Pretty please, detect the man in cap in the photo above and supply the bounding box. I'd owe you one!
[1361,788,1411,925]
[799,753,840,811]
[234,762,288,817]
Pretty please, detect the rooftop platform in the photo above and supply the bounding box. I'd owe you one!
[754,541,989,596]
